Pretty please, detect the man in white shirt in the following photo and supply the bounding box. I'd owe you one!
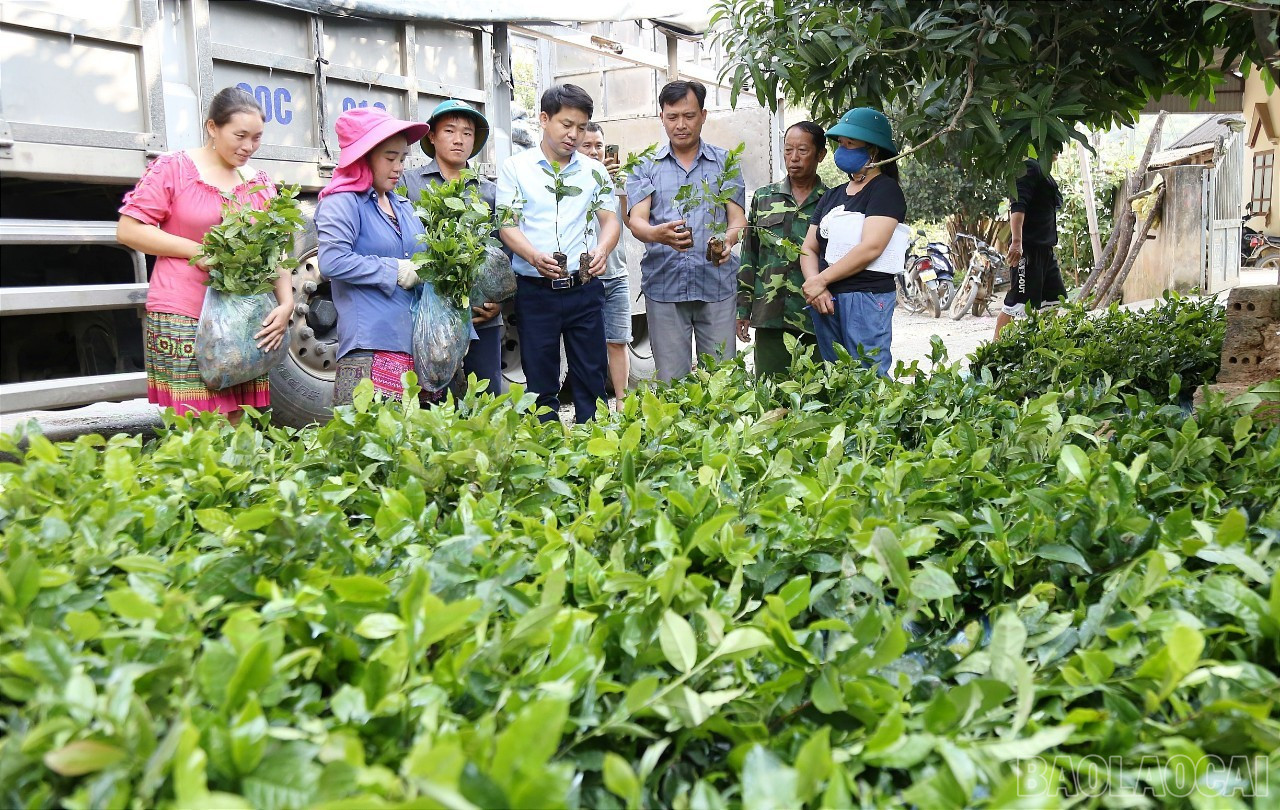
[497,84,620,423]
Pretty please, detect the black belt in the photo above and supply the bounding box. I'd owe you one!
[519,273,595,291]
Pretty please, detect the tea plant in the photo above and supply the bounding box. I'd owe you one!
[406,170,502,309]
[674,142,744,254]
[193,184,303,295]
[3,300,1278,809]
[542,161,582,264]
[971,293,1226,403]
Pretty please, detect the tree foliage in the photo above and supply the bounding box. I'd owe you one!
[713,0,1279,181]
[899,154,1003,227]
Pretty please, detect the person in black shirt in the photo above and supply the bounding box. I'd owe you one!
[997,156,1067,338]
[800,107,909,375]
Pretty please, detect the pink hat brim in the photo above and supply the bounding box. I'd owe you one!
[337,119,432,168]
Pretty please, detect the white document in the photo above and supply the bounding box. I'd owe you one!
[819,209,910,275]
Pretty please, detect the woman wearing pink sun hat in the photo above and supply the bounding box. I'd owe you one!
[315,106,435,406]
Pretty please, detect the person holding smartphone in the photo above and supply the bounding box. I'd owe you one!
[579,122,631,409]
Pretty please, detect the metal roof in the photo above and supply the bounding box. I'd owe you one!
[1167,115,1246,149]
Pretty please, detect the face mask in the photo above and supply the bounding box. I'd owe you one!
[834,146,871,176]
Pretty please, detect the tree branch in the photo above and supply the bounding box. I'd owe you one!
[868,36,982,171]
[1197,0,1273,11]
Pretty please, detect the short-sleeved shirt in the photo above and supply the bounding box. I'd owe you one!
[119,151,276,319]
[738,177,827,331]
[496,146,618,278]
[401,159,503,329]
[314,188,425,359]
[812,175,906,295]
[626,140,747,304]
[1009,158,1062,247]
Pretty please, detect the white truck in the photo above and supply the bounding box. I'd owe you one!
[0,0,777,426]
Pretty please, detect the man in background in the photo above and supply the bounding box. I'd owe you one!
[578,122,631,409]
[997,155,1066,339]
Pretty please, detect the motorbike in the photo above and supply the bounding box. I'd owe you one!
[898,230,957,318]
[949,233,1011,320]
[1241,204,1280,272]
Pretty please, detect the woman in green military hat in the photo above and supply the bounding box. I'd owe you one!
[799,107,910,376]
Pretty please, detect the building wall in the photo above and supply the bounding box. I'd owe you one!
[1125,165,1208,303]
[1243,72,1280,237]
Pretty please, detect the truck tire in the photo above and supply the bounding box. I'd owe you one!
[268,197,336,427]
[502,310,654,392]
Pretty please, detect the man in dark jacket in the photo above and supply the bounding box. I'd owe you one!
[996,156,1066,338]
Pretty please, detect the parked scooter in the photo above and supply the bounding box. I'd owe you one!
[949,233,1011,320]
[1241,203,1280,272]
[899,230,957,318]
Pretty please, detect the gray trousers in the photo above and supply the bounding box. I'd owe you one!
[645,296,737,383]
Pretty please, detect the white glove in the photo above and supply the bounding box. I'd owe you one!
[396,259,420,290]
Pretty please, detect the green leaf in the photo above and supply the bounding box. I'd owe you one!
[603,753,641,806]
[106,588,161,622]
[230,699,268,775]
[44,740,127,776]
[226,640,273,708]
[741,745,798,810]
[420,597,482,646]
[794,727,832,802]
[709,627,772,660]
[911,563,960,600]
[26,627,73,686]
[989,611,1027,684]
[330,575,391,603]
[233,507,276,532]
[659,610,698,673]
[1167,624,1204,674]
[870,527,911,592]
[1057,445,1091,482]
[811,667,846,713]
[354,613,405,640]
[242,746,322,810]
[1215,509,1247,546]
[1034,544,1093,573]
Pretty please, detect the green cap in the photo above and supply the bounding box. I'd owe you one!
[826,107,898,156]
[422,99,490,159]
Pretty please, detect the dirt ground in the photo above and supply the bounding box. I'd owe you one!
[891,307,999,372]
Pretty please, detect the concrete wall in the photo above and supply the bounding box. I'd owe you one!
[1124,165,1207,302]
[1243,73,1279,237]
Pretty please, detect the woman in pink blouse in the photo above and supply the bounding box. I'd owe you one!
[116,86,293,420]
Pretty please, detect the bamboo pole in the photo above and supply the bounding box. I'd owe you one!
[1077,140,1102,266]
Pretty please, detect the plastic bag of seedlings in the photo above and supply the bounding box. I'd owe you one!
[195,287,289,390]
[412,281,470,393]
[469,244,517,304]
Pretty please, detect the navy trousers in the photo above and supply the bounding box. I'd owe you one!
[464,322,504,395]
[514,276,607,422]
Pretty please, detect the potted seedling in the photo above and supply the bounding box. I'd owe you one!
[580,170,612,284]
[542,162,582,276]
[671,142,745,263]
[576,145,659,284]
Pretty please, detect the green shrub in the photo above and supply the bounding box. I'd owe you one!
[1,338,1276,808]
[971,294,1225,404]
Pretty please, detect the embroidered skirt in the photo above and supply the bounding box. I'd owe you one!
[333,350,447,406]
[144,311,270,415]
